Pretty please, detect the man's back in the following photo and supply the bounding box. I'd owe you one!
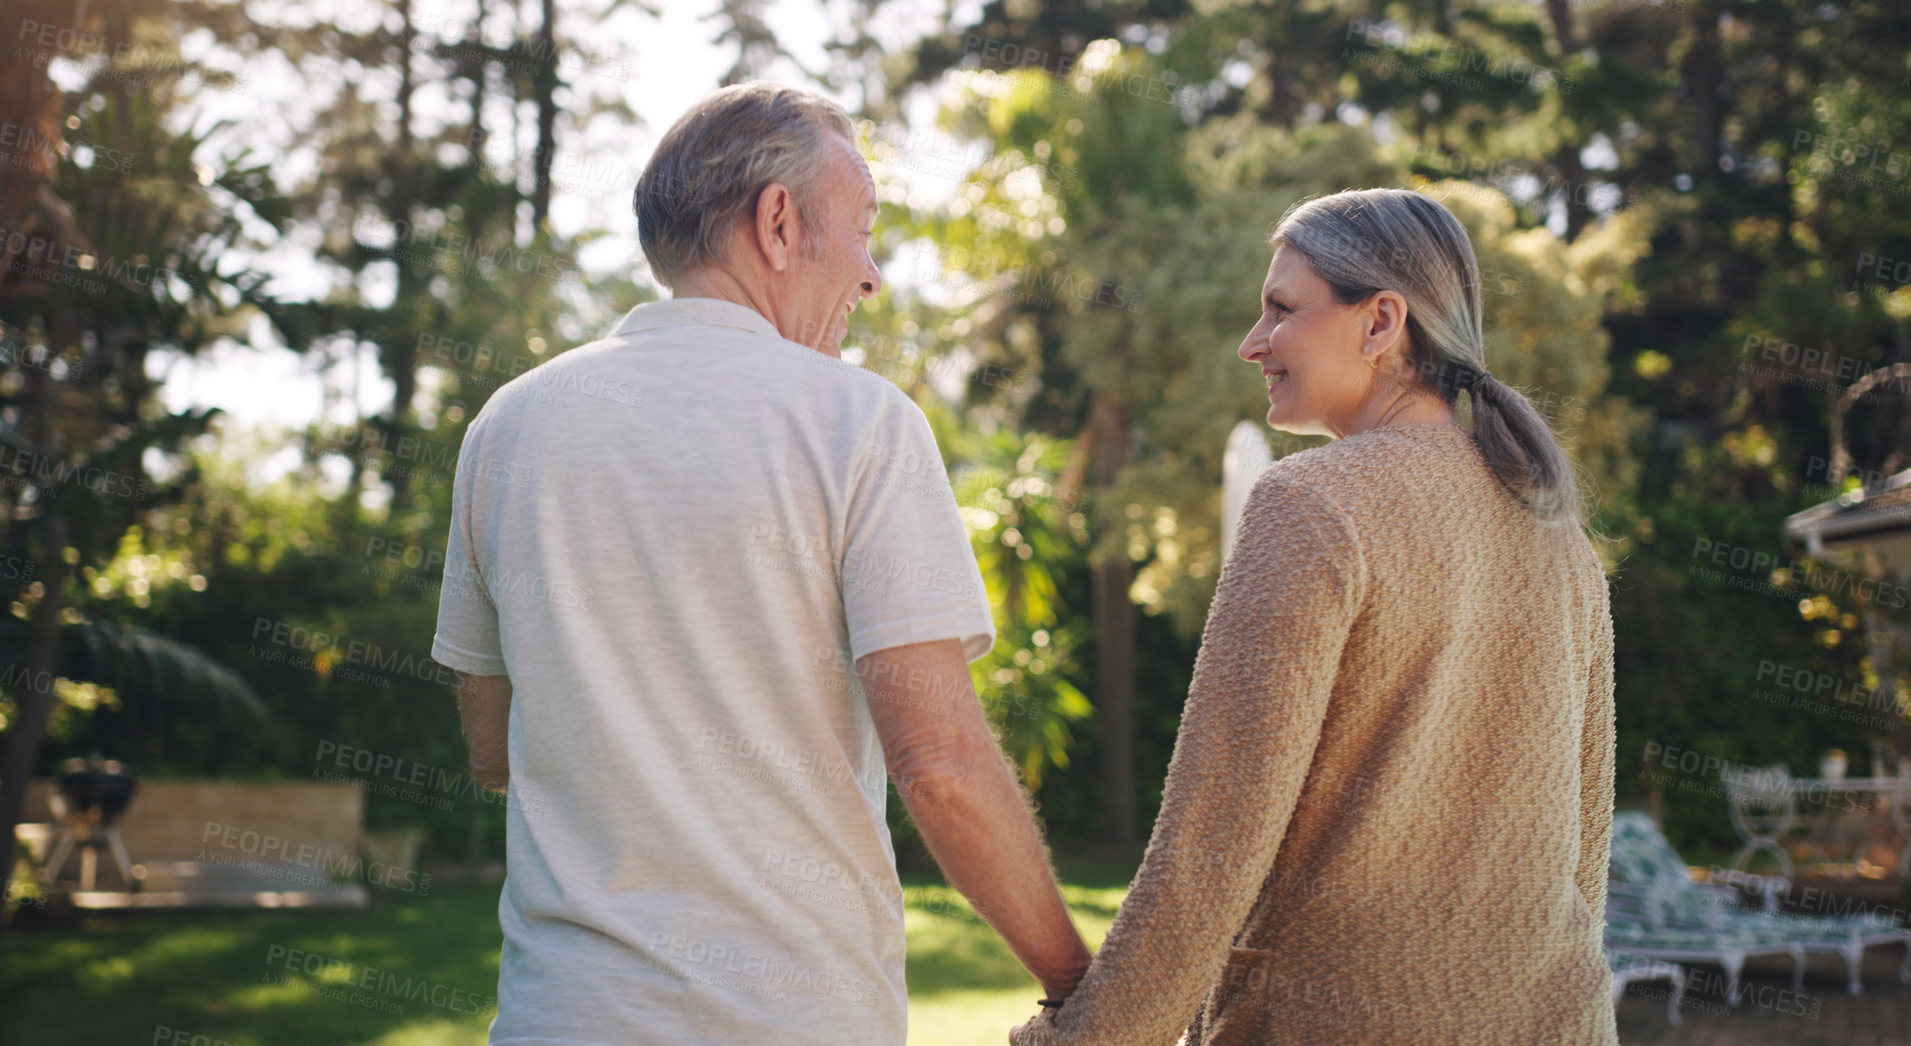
[432,297,993,1045]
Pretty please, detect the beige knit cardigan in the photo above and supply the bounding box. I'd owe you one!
[1010,423,1617,1046]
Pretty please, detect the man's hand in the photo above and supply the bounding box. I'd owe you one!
[455,671,512,793]
[857,639,1093,998]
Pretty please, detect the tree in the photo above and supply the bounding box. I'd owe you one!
[0,0,281,926]
[886,23,1645,844]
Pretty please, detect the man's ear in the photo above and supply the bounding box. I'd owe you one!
[754,181,798,272]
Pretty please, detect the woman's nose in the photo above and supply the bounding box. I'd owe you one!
[1238,327,1267,363]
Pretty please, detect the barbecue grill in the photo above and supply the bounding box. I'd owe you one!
[41,753,140,891]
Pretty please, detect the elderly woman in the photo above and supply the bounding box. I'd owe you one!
[1011,189,1617,1045]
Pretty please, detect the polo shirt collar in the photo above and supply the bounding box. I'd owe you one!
[607,297,781,341]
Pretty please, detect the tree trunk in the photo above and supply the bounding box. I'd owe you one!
[1684,4,1723,184]
[1554,145,1590,241]
[532,0,558,228]
[1087,391,1137,849]
[1543,0,1591,240]
[0,314,73,935]
[397,0,415,154]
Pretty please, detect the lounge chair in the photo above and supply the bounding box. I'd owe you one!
[1607,948,1686,1025]
[1609,811,1911,996]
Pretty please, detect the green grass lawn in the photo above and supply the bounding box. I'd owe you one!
[0,860,1133,1046]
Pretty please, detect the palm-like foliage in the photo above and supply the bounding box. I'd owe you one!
[952,426,1092,789]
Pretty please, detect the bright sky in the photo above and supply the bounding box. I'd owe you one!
[146,0,971,445]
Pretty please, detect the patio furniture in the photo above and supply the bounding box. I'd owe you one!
[1723,762,1796,879]
[1724,764,1911,879]
[1604,889,1805,1004]
[1608,948,1686,1025]
[1610,811,1911,996]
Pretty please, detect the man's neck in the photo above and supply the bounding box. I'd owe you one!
[670,268,787,334]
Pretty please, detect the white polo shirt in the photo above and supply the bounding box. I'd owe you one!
[431,297,995,1046]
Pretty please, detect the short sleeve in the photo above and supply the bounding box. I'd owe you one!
[839,398,995,663]
[432,421,509,677]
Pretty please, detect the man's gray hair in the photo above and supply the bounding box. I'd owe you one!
[1271,188,1585,525]
[635,82,857,287]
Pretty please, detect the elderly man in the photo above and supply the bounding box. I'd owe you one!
[432,81,1091,1045]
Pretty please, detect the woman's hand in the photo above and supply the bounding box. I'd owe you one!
[1010,1007,1059,1045]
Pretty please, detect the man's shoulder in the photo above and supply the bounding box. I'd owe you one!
[472,321,924,435]
[747,334,921,404]
[716,331,930,432]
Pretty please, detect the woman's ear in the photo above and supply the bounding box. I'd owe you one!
[1363,290,1411,357]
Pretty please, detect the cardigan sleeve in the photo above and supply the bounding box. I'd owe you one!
[1575,564,1617,926]
[1010,469,1367,1046]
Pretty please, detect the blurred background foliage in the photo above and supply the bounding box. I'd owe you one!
[3,0,1910,873]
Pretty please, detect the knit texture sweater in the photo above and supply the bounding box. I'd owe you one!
[1010,423,1617,1046]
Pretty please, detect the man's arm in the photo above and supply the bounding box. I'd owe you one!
[857,638,1092,999]
[455,671,513,794]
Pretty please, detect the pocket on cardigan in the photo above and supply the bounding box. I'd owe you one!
[1201,946,1275,1046]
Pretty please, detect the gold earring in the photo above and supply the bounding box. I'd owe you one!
[1365,355,1379,370]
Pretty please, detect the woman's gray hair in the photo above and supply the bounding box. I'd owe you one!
[1270,188,1583,524]
[635,82,856,286]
